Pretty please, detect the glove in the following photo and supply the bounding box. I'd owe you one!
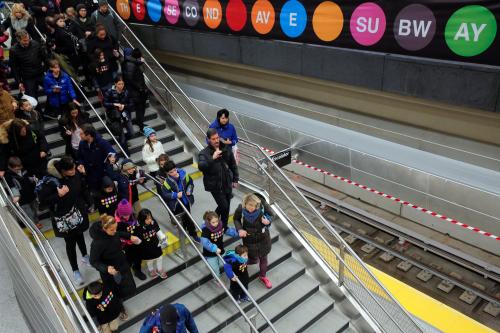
[121,111,129,121]
[157,230,167,248]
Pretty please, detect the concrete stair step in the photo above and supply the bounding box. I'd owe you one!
[203,259,312,333]
[262,291,335,333]
[119,235,286,332]
[303,309,351,333]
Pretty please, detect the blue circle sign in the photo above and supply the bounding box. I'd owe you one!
[280,0,307,38]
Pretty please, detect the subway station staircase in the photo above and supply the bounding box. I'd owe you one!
[0,5,428,332]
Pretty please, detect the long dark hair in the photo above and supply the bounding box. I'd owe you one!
[137,208,154,226]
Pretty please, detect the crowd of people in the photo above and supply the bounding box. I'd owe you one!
[0,1,274,332]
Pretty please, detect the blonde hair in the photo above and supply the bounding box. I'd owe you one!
[11,4,30,19]
[242,193,261,208]
[100,214,116,229]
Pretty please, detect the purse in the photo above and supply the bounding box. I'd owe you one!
[54,206,83,233]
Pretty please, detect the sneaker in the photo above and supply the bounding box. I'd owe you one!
[240,295,251,303]
[193,236,201,243]
[119,310,128,321]
[158,270,168,279]
[73,270,84,285]
[259,276,272,289]
[134,269,147,280]
[81,255,91,266]
[149,269,158,278]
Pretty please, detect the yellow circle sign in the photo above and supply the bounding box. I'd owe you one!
[116,0,131,20]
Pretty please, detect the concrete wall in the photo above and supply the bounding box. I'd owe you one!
[132,24,500,113]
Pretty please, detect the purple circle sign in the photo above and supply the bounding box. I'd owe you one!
[164,0,180,24]
[394,4,436,51]
[350,2,386,46]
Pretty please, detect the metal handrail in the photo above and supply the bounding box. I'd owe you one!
[107,9,424,332]
[0,178,99,333]
[138,181,264,332]
[145,173,278,332]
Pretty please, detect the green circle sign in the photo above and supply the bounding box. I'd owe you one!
[445,5,497,57]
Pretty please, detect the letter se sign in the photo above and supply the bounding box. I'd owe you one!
[115,0,500,66]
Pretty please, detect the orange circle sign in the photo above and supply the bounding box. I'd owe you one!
[115,0,131,20]
[251,0,275,35]
[312,1,343,42]
[203,0,222,29]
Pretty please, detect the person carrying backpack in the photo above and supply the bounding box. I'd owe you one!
[139,303,199,333]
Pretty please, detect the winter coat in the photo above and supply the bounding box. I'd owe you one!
[54,26,78,56]
[90,9,122,41]
[86,35,119,71]
[0,119,49,176]
[162,304,199,333]
[121,55,146,95]
[37,158,91,238]
[75,16,95,36]
[77,134,116,190]
[136,221,163,260]
[158,168,194,212]
[209,119,238,147]
[58,110,89,153]
[201,224,237,258]
[90,58,114,90]
[9,39,45,83]
[5,168,36,205]
[83,284,122,326]
[0,90,16,124]
[2,17,38,40]
[223,251,249,284]
[233,201,274,259]
[198,142,238,193]
[31,0,62,18]
[116,170,144,205]
[89,221,131,275]
[43,70,77,108]
[103,87,131,115]
[15,109,43,134]
[141,140,165,173]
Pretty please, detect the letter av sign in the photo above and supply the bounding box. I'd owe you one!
[394,4,436,51]
[445,5,497,57]
[350,2,386,46]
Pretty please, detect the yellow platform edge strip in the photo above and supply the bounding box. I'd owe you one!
[303,231,494,333]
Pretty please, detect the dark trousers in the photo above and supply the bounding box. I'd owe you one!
[131,94,146,130]
[64,232,87,271]
[211,191,232,230]
[248,255,269,278]
[23,76,44,101]
[230,276,249,300]
[124,245,142,272]
[100,269,136,300]
[173,205,197,238]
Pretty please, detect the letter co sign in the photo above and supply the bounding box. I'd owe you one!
[115,0,500,66]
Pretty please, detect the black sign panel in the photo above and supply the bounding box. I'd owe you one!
[268,149,292,168]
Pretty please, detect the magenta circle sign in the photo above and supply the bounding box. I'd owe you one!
[350,2,386,46]
[164,0,180,24]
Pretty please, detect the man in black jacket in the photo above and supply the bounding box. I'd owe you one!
[9,30,46,102]
[198,128,239,230]
[122,48,147,131]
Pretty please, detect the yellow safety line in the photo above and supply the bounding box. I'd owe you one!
[303,231,494,333]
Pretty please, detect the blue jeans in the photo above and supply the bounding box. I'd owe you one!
[205,256,222,277]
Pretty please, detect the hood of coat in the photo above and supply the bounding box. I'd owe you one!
[47,158,63,179]
[0,119,29,144]
[89,221,111,241]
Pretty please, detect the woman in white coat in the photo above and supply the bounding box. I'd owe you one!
[141,127,165,176]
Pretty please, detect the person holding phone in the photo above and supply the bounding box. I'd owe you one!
[43,59,80,119]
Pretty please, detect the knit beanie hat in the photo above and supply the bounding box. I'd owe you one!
[98,0,108,6]
[101,176,114,189]
[160,305,178,333]
[143,127,155,138]
[76,4,86,11]
[116,199,133,216]
[121,158,135,171]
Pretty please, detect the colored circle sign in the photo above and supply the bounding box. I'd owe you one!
[164,0,180,24]
[350,2,386,46]
[445,5,497,57]
[116,0,131,20]
[251,0,275,35]
[394,4,436,51]
[312,1,343,42]
[131,0,145,21]
[203,0,222,29]
[280,0,307,38]
[147,0,162,22]
[226,0,247,32]
[183,0,200,27]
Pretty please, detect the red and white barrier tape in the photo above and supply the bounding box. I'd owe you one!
[260,146,500,241]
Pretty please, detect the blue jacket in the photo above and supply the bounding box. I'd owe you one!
[223,251,248,280]
[209,119,238,147]
[167,303,199,333]
[77,134,115,190]
[43,70,77,107]
[200,222,238,255]
[159,168,194,212]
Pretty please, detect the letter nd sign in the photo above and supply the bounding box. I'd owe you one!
[445,5,497,57]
